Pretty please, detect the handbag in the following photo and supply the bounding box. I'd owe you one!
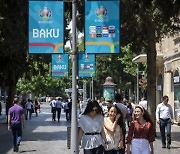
[106,132,115,150]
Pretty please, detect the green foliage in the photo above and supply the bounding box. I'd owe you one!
[0,0,28,87]
[17,62,71,97]
[119,45,137,77]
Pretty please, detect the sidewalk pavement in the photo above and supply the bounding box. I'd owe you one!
[0,103,71,154]
[0,102,180,154]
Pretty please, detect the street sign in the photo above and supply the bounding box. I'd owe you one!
[85,0,120,54]
[52,54,68,77]
[78,54,95,77]
[29,1,64,53]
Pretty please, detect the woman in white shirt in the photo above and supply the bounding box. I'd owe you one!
[104,105,124,154]
[78,100,108,154]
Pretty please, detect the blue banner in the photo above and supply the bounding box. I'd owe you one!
[52,54,68,77]
[29,1,64,53]
[78,54,95,77]
[85,1,120,53]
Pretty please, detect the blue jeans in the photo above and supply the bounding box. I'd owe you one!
[11,123,22,149]
[159,118,171,145]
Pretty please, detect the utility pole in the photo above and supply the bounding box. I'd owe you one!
[136,63,139,104]
[71,0,78,153]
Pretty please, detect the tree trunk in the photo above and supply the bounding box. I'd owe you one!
[6,70,17,123]
[146,23,156,127]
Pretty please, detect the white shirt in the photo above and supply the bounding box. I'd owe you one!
[26,101,33,110]
[156,102,173,120]
[139,100,148,110]
[78,114,104,149]
[50,100,56,107]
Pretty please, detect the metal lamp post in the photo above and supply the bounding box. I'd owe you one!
[71,0,78,153]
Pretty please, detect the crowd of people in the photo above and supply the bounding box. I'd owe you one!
[78,94,174,154]
[20,98,41,120]
[49,98,72,122]
[7,94,174,153]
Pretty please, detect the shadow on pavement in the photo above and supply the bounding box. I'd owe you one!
[0,104,70,154]
[20,150,37,153]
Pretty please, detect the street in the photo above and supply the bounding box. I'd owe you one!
[0,102,180,154]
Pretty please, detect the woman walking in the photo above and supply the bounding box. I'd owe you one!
[78,100,108,154]
[127,105,155,154]
[104,105,125,154]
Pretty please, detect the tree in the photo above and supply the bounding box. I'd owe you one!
[17,62,72,98]
[121,0,179,125]
[0,0,28,115]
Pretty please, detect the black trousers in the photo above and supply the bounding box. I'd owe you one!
[52,107,56,121]
[56,108,61,121]
[104,149,125,154]
[84,145,104,154]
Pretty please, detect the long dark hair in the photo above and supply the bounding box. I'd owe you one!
[108,105,124,128]
[83,100,103,115]
[135,106,153,126]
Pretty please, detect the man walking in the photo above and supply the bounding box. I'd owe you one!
[55,98,63,122]
[50,99,56,121]
[156,95,174,149]
[8,98,25,152]
[25,99,33,120]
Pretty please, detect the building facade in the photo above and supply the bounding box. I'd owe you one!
[157,33,180,123]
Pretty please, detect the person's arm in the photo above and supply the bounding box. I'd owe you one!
[78,127,84,146]
[104,115,120,132]
[21,113,25,128]
[8,114,11,131]
[100,128,108,150]
[169,105,174,124]
[150,142,154,154]
[118,127,124,149]
[156,105,160,124]
[126,121,135,154]
[148,123,155,154]
[127,144,131,154]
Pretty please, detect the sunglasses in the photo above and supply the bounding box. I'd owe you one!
[92,109,98,112]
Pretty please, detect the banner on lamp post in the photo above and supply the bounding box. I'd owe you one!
[52,54,68,77]
[78,54,95,77]
[29,1,64,53]
[85,0,120,54]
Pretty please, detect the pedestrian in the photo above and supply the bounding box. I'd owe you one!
[34,99,39,116]
[55,98,63,122]
[104,105,124,154]
[50,99,56,121]
[126,101,133,127]
[156,95,174,149]
[68,99,72,121]
[0,100,2,115]
[64,99,70,121]
[25,99,33,120]
[127,105,155,154]
[103,99,113,117]
[8,98,25,152]
[78,100,108,154]
[114,93,128,152]
[139,97,148,110]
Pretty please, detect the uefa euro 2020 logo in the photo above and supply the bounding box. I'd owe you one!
[40,7,52,20]
[96,6,107,19]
